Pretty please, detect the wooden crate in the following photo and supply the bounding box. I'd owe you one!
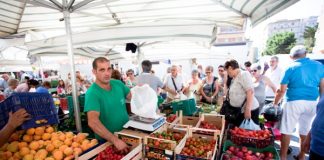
[174,128,219,160]
[78,132,143,160]
[169,111,200,131]
[144,124,188,160]
[196,114,225,158]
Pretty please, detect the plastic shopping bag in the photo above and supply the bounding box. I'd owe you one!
[239,119,261,130]
[130,84,159,119]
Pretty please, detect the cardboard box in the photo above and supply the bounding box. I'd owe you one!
[144,124,188,160]
[174,128,219,160]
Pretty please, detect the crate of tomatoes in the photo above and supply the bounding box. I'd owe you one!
[144,124,187,160]
[228,126,275,148]
[175,127,219,160]
[93,132,142,160]
[195,114,225,136]
[221,140,279,160]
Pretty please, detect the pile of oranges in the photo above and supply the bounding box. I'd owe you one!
[0,126,98,160]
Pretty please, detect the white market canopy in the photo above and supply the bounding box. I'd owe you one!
[1,0,299,40]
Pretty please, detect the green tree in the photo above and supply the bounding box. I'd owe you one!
[304,24,318,53]
[264,32,296,55]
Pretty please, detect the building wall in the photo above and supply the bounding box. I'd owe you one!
[268,16,318,44]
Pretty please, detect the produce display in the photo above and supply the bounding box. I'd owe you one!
[166,114,177,123]
[95,146,127,160]
[199,121,219,130]
[230,127,272,139]
[0,126,98,160]
[179,137,216,158]
[223,146,275,160]
[147,131,183,150]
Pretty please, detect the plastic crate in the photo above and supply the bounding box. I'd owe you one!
[0,93,59,130]
[227,127,275,148]
[0,97,13,129]
[59,98,68,110]
[222,140,279,160]
[171,98,197,116]
[67,95,85,117]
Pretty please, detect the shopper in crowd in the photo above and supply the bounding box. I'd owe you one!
[0,74,9,91]
[150,70,155,75]
[136,60,165,94]
[76,75,87,94]
[265,56,282,98]
[200,66,218,104]
[0,108,30,147]
[262,61,269,75]
[3,79,19,98]
[162,67,171,83]
[83,80,92,92]
[36,81,51,93]
[178,65,189,81]
[125,69,136,88]
[85,57,131,152]
[20,71,30,82]
[57,79,66,94]
[244,61,252,73]
[250,64,277,112]
[111,69,125,84]
[302,95,324,160]
[65,73,72,90]
[273,45,324,160]
[164,65,185,102]
[197,64,205,79]
[28,79,40,92]
[183,69,202,102]
[224,59,259,126]
[217,65,227,105]
[15,76,30,92]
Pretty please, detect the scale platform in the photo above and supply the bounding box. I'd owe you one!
[123,115,165,132]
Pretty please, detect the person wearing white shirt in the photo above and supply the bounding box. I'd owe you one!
[164,65,185,102]
[265,56,282,98]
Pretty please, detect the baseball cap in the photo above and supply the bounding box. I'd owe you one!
[290,45,307,57]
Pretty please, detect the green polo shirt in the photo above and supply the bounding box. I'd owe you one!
[84,80,130,140]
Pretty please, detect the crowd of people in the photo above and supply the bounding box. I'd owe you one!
[0,45,323,160]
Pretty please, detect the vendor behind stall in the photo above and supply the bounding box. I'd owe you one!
[85,57,131,152]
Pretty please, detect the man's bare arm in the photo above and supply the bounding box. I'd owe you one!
[87,111,128,151]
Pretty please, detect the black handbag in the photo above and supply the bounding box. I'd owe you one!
[220,79,246,122]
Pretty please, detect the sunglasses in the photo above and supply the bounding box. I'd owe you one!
[251,70,258,72]
[218,70,224,72]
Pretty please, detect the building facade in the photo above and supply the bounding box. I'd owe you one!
[268,16,318,44]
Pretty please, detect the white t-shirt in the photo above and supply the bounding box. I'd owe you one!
[265,67,282,97]
[229,71,259,111]
[164,74,184,99]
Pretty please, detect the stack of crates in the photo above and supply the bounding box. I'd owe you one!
[0,93,59,130]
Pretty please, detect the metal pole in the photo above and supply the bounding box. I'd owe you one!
[62,0,82,132]
[38,56,45,82]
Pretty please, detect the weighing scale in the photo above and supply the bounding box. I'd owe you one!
[123,114,165,132]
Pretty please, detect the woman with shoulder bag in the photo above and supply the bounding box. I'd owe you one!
[221,59,260,126]
[200,66,219,104]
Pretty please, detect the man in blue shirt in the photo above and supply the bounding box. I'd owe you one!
[273,45,324,160]
[302,95,324,160]
[36,81,51,93]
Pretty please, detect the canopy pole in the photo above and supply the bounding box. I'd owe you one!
[136,44,144,73]
[37,56,45,82]
[62,0,82,132]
